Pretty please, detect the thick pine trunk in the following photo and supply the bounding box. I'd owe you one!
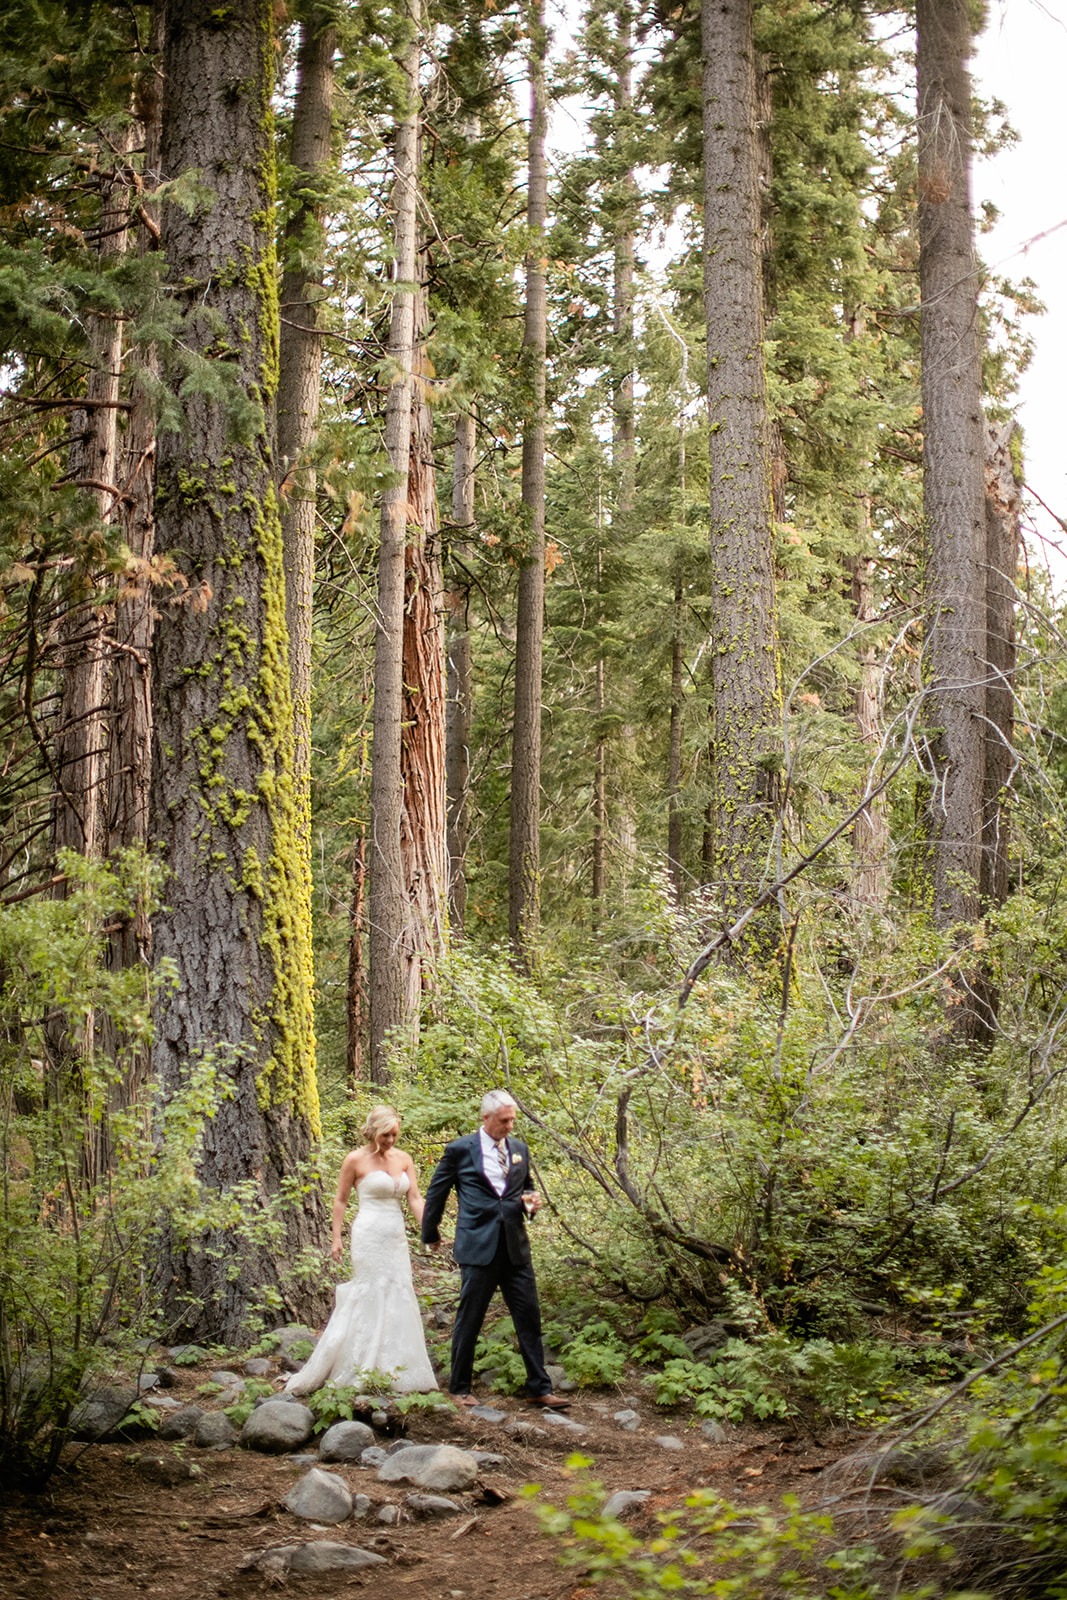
[509,0,548,958]
[445,408,475,932]
[368,2,420,1078]
[916,0,986,937]
[399,286,447,1014]
[700,0,782,920]
[151,0,323,1342]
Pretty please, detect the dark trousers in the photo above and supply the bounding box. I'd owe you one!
[450,1232,551,1397]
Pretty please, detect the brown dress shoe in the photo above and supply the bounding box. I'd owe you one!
[527,1392,572,1410]
[449,1392,478,1407]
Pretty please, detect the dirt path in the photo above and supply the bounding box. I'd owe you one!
[0,1364,850,1600]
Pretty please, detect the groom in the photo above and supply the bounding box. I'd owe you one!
[421,1090,570,1409]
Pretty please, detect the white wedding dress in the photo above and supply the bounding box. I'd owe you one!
[285,1170,438,1395]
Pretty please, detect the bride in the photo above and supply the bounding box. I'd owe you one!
[285,1105,438,1395]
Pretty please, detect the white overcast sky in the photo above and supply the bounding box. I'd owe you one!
[976,0,1067,581]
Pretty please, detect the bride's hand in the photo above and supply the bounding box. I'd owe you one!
[330,1240,343,1263]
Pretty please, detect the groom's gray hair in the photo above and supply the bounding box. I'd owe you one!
[481,1089,517,1117]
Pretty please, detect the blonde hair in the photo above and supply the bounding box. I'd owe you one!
[362,1104,400,1151]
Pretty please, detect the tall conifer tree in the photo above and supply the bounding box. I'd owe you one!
[151,0,321,1339]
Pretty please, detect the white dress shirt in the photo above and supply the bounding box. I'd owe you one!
[479,1126,509,1196]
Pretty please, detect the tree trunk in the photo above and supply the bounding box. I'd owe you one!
[971,420,1020,1042]
[98,23,165,1161]
[399,282,447,1015]
[151,0,323,1343]
[368,0,420,1079]
[509,0,548,958]
[981,419,1018,914]
[700,0,782,919]
[667,566,685,902]
[916,0,986,937]
[46,127,130,1133]
[445,407,475,932]
[346,828,367,1083]
[849,546,890,910]
[278,4,336,792]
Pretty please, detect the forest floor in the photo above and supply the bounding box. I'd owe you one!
[0,1368,857,1600]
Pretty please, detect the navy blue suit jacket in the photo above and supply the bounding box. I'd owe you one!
[421,1131,534,1267]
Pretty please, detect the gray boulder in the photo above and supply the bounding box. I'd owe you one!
[159,1404,204,1441]
[209,1369,244,1389]
[612,1408,640,1431]
[360,1445,387,1469]
[69,1385,138,1442]
[655,1435,684,1450]
[700,1419,729,1444]
[194,1411,238,1449]
[319,1420,376,1462]
[241,1398,315,1453]
[377,1443,478,1493]
[243,1358,272,1378]
[285,1467,353,1525]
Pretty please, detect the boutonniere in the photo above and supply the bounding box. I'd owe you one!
[511,1153,522,1164]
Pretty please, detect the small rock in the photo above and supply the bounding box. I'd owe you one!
[137,1372,160,1392]
[361,1446,387,1468]
[503,1418,548,1442]
[320,1419,376,1462]
[287,1454,320,1469]
[245,1541,385,1575]
[603,1489,651,1519]
[194,1411,237,1449]
[243,1358,272,1378]
[168,1343,208,1364]
[385,1438,416,1455]
[539,1411,586,1433]
[69,1385,138,1442]
[377,1504,401,1525]
[134,1454,203,1487]
[241,1398,315,1453]
[209,1369,244,1389]
[700,1420,729,1444]
[143,1394,182,1411]
[655,1435,684,1451]
[371,1409,389,1429]
[681,1321,731,1360]
[351,1494,371,1518]
[285,1467,353,1525]
[154,1366,180,1388]
[612,1409,640,1431]
[272,1324,316,1355]
[471,1452,507,1468]
[405,1493,461,1517]
[470,1406,507,1423]
[159,1404,204,1441]
[290,1540,384,1573]
[378,1443,478,1493]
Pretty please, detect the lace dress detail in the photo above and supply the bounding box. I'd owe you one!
[285,1170,437,1395]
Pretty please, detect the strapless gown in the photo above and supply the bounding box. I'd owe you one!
[285,1170,438,1394]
